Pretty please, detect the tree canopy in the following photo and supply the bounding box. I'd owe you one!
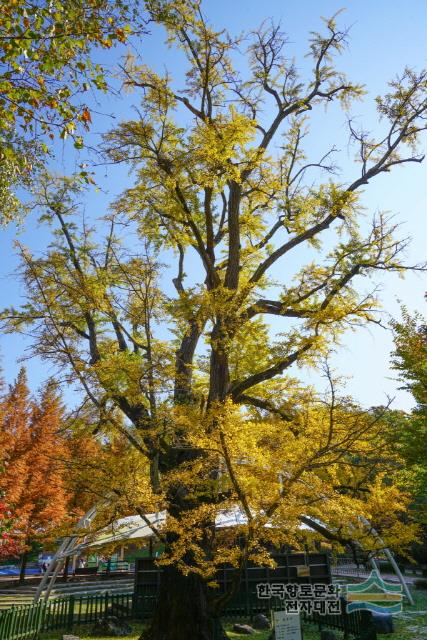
[0,369,70,580]
[2,3,427,638]
[0,0,146,224]
[392,306,427,414]
[387,307,427,524]
[0,367,142,567]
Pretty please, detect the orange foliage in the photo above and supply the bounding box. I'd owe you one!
[0,369,69,551]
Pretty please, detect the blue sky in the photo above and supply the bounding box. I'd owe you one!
[0,0,426,409]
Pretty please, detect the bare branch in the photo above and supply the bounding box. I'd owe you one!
[229,341,314,399]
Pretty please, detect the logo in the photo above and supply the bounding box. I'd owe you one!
[256,583,341,615]
[343,570,403,614]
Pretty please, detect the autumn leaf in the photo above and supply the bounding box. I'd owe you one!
[81,107,92,127]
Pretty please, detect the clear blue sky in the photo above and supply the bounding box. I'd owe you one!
[0,0,426,409]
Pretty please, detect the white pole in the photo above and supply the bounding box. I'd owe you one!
[34,535,74,602]
[34,503,101,602]
[359,516,414,606]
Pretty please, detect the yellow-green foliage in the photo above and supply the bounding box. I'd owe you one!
[2,3,427,585]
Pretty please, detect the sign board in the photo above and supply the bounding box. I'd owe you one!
[273,610,302,640]
[296,564,310,577]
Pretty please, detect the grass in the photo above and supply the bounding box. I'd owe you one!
[225,629,270,639]
[224,622,345,639]
[37,621,332,640]
[36,619,344,640]
[391,587,427,639]
[38,622,145,640]
[37,625,345,640]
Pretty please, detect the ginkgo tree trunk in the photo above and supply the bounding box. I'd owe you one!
[2,1,427,638]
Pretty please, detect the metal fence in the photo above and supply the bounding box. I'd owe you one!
[331,555,373,579]
[133,584,375,639]
[133,553,331,621]
[304,607,375,639]
[0,592,133,640]
[0,588,375,640]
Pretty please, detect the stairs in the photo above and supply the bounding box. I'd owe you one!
[0,576,134,609]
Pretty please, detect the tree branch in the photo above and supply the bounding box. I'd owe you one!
[229,341,314,398]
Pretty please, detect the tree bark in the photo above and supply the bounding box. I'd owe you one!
[19,550,28,585]
[149,299,232,637]
[174,321,202,404]
[141,564,227,640]
[147,441,228,640]
[208,320,230,406]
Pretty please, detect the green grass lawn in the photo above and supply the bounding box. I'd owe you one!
[391,587,427,639]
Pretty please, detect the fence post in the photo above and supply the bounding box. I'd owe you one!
[343,607,349,639]
[131,592,136,619]
[105,591,109,617]
[67,594,75,631]
[9,606,17,639]
[3,609,10,639]
[245,569,250,619]
[40,600,48,635]
[37,601,44,636]
[6,608,13,639]
[0,609,6,639]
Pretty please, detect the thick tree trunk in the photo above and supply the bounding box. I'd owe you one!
[208,320,230,406]
[19,550,28,585]
[150,313,232,640]
[142,565,227,640]
[174,321,202,404]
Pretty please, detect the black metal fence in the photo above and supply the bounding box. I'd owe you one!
[0,583,376,640]
[133,552,331,620]
[132,584,375,638]
[0,592,133,640]
[133,554,376,640]
[331,555,373,579]
[304,607,376,639]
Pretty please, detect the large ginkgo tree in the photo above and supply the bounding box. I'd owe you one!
[3,1,427,638]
